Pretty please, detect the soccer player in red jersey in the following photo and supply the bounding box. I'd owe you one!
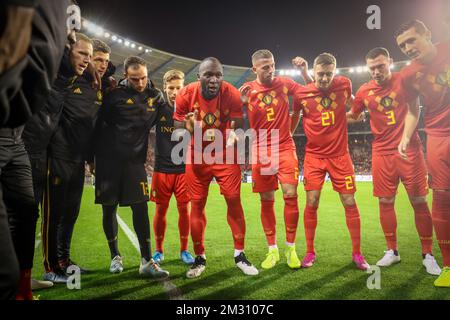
[348,47,440,275]
[173,57,258,278]
[239,50,311,269]
[294,53,369,270]
[396,20,450,287]
[150,70,194,265]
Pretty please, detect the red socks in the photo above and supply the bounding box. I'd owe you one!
[411,202,433,254]
[432,191,450,267]
[304,204,318,254]
[379,202,397,250]
[153,203,169,252]
[177,202,190,252]
[284,196,299,244]
[225,196,246,250]
[16,269,32,300]
[190,199,207,255]
[261,199,276,246]
[344,204,362,255]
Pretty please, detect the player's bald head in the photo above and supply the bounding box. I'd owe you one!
[198,57,223,74]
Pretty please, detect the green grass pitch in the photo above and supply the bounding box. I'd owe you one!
[31,182,450,300]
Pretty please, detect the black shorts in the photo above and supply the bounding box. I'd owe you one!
[95,157,149,206]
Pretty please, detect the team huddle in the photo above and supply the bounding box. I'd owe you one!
[1,10,449,300]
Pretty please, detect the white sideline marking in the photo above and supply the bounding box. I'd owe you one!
[116,213,186,300]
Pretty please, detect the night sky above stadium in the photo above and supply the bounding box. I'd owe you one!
[78,0,449,68]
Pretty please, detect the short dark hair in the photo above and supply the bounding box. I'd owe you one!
[92,39,111,54]
[314,53,336,67]
[124,56,147,72]
[395,20,429,38]
[365,47,390,61]
[252,49,274,65]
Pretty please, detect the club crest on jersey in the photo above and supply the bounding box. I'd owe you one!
[262,94,273,105]
[204,113,217,126]
[320,97,332,108]
[381,96,393,108]
[436,71,448,87]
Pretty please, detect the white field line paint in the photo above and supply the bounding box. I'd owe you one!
[35,233,41,249]
[116,212,186,300]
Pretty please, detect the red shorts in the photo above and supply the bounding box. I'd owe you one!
[427,135,450,190]
[372,149,428,198]
[303,153,356,194]
[150,172,189,204]
[252,148,299,193]
[185,163,242,200]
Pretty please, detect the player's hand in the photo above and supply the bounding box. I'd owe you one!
[239,85,251,104]
[226,130,239,148]
[0,6,34,74]
[398,137,410,159]
[87,162,95,176]
[108,76,117,90]
[184,109,198,134]
[87,62,101,89]
[292,56,309,71]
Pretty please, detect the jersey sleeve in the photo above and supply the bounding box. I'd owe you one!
[173,89,190,122]
[227,85,244,119]
[351,88,366,115]
[399,72,419,103]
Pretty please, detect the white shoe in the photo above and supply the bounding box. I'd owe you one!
[423,254,441,276]
[235,252,259,276]
[186,256,206,279]
[110,255,124,274]
[376,249,401,267]
[139,258,169,279]
[31,279,53,290]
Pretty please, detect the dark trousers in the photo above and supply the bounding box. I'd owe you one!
[42,157,84,271]
[0,130,39,298]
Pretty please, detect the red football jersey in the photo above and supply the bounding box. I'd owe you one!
[294,76,352,158]
[174,81,243,153]
[243,77,303,152]
[400,39,450,137]
[352,72,421,155]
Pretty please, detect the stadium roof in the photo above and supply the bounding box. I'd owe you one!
[81,19,410,90]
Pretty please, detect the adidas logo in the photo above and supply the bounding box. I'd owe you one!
[160,116,167,122]
[126,99,134,105]
[73,88,82,94]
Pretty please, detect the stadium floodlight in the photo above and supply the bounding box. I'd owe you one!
[349,68,355,73]
[117,39,123,44]
[138,46,143,51]
[83,20,91,30]
[131,43,136,49]
[406,61,411,65]
[336,69,340,74]
[94,26,104,37]
[124,40,130,47]
[279,70,285,76]
[356,66,364,73]
[390,65,395,70]
[111,35,117,41]
[104,32,111,38]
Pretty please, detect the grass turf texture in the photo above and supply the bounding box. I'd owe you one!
[32,182,450,300]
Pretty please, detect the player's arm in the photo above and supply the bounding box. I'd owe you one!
[290,109,301,135]
[347,93,365,124]
[292,56,313,84]
[398,97,420,159]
